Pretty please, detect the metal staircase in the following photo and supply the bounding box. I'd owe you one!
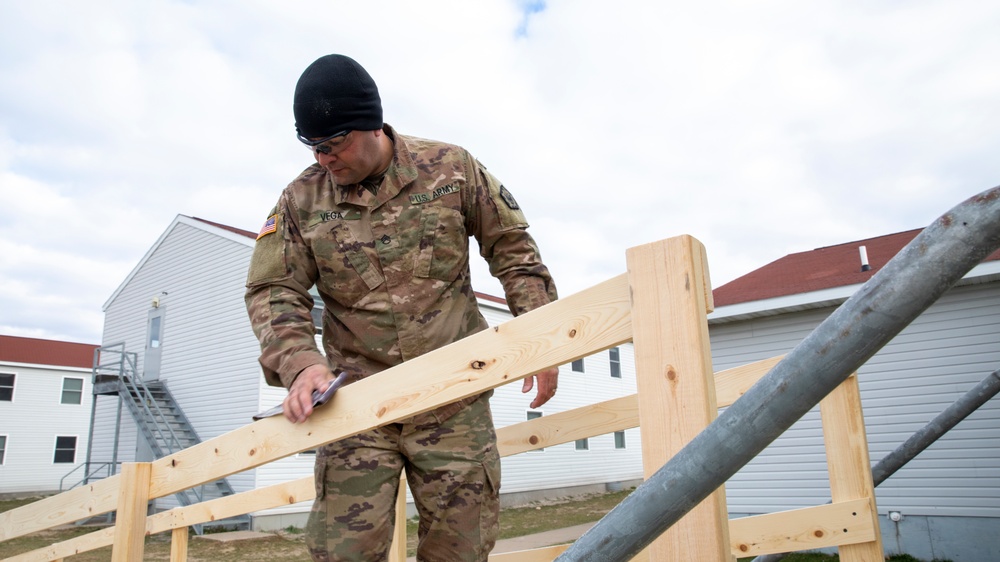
[86,343,250,532]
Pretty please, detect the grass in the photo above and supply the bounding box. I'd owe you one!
[0,494,953,561]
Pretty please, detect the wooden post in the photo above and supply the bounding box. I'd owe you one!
[170,526,189,562]
[626,235,731,562]
[111,462,152,562]
[388,472,408,562]
[821,374,884,561]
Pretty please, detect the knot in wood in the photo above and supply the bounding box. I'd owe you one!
[529,435,539,445]
[568,329,578,338]
[739,544,749,552]
[471,360,487,370]
[249,448,256,456]
[814,530,824,538]
[666,368,677,381]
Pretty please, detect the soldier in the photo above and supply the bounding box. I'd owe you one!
[245,54,558,561]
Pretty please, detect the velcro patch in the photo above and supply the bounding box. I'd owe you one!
[257,214,278,240]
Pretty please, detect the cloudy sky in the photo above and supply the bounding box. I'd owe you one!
[2,1,999,345]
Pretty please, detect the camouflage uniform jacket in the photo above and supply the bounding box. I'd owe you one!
[245,125,557,416]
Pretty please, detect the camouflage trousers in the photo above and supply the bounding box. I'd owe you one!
[306,393,500,562]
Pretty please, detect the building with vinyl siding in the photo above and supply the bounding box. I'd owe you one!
[90,214,643,530]
[708,228,1000,562]
[0,335,98,496]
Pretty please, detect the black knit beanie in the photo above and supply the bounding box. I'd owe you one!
[293,54,383,139]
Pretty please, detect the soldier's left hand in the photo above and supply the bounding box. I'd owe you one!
[522,367,559,408]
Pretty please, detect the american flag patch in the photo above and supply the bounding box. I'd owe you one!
[257,215,278,240]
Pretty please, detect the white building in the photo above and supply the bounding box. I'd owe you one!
[0,335,98,496]
[91,215,644,530]
[708,228,1000,562]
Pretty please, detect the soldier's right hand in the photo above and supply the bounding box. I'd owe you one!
[285,364,335,423]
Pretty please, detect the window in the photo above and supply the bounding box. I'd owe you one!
[148,316,162,349]
[61,377,84,405]
[609,347,621,378]
[526,411,543,452]
[575,438,589,450]
[0,373,14,401]
[53,436,77,464]
[0,435,7,465]
[614,431,626,449]
[571,359,584,373]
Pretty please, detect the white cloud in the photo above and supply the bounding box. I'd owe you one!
[1,0,999,343]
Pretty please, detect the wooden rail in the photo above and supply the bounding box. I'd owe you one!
[0,235,883,562]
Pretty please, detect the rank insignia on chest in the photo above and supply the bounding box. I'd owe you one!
[257,214,278,240]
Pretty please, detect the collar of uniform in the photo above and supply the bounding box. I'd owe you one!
[329,124,418,209]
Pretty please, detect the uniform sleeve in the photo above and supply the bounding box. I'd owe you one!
[466,156,558,316]
[244,192,326,388]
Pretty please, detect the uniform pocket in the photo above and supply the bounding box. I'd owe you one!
[313,222,384,307]
[413,206,467,281]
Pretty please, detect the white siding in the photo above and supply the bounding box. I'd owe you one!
[96,218,262,507]
[481,303,645,494]
[0,363,94,493]
[710,282,1000,518]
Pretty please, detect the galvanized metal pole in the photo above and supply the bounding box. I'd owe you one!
[555,186,1000,562]
[752,367,1000,562]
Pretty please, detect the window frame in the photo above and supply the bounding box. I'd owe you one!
[0,372,15,402]
[575,437,589,451]
[571,359,585,373]
[53,435,78,464]
[61,376,84,405]
[614,430,626,449]
[0,435,7,465]
[609,347,621,378]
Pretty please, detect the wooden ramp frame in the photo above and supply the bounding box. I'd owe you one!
[0,235,883,562]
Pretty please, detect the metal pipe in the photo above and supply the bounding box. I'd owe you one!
[555,186,1000,562]
[752,367,1000,562]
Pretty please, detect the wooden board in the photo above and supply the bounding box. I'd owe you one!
[821,375,884,561]
[728,498,876,557]
[110,463,151,562]
[0,273,632,541]
[627,236,731,562]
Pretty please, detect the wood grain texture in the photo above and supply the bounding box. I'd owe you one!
[110,463,152,562]
[821,375,884,562]
[729,499,876,557]
[627,236,730,562]
[0,274,632,542]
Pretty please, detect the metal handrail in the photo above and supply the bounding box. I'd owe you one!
[59,461,122,491]
[557,186,1000,561]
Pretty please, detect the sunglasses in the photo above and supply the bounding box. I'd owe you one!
[297,130,353,155]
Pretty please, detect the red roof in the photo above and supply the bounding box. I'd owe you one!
[192,216,257,239]
[0,335,99,369]
[713,228,1000,307]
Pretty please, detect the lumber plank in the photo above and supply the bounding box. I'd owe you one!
[497,395,638,457]
[2,527,115,562]
[2,479,316,562]
[388,473,407,562]
[0,273,632,541]
[715,355,784,408]
[489,544,570,561]
[111,463,152,562]
[169,527,188,562]
[821,375,884,562]
[728,498,876,557]
[2,353,787,561]
[628,236,730,562]
[0,477,119,542]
